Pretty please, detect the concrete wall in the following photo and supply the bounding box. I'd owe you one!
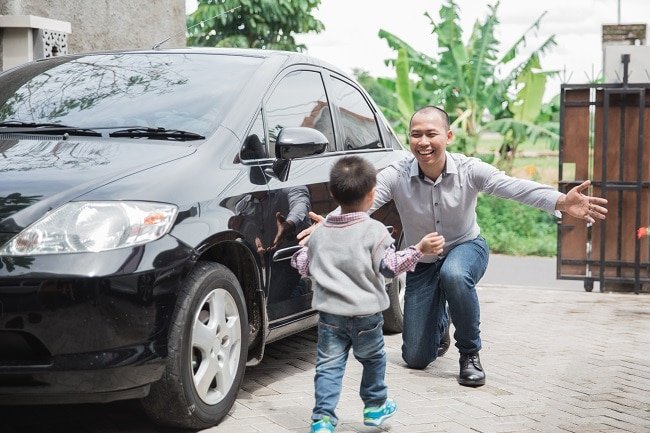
[0,0,186,54]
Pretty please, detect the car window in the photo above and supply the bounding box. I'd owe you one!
[329,77,383,150]
[240,110,268,160]
[265,70,335,152]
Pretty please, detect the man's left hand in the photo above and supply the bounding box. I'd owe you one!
[557,180,608,224]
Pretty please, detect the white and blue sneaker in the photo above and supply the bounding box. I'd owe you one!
[363,398,397,426]
[310,415,335,433]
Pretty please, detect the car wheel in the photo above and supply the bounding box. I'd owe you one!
[382,273,405,334]
[141,262,248,429]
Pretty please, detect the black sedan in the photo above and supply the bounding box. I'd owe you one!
[0,48,406,428]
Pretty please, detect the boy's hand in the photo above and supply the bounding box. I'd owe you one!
[416,232,445,255]
[297,211,325,246]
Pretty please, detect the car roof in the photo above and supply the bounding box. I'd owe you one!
[34,47,349,77]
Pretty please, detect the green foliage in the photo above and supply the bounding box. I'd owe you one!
[395,47,415,123]
[187,0,324,51]
[373,0,558,161]
[476,194,557,256]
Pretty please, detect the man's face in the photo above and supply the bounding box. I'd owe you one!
[408,111,453,169]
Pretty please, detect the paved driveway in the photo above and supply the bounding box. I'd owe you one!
[2,285,649,432]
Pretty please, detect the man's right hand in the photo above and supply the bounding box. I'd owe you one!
[297,211,325,246]
[416,232,445,256]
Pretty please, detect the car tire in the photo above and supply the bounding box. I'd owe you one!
[382,273,405,334]
[141,262,248,429]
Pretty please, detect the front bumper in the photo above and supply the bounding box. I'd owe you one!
[0,236,194,403]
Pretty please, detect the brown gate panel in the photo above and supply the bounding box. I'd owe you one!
[559,83,650,292]
[558,89,591,278]
[592,91,649,183]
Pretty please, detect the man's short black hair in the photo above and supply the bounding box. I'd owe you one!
[410,105,450,131]
[329,156,377,207]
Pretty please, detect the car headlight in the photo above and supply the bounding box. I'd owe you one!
[0,201,178,255]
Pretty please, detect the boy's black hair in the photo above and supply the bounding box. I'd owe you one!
[410,105,450,131]
[329,156,377,207]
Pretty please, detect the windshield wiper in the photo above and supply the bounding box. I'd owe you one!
[109,127,205,141]
[0,121,102,137]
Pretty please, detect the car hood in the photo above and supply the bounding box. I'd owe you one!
[0,136,197,233]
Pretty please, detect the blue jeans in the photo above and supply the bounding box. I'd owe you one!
[402,236,489,369]
[312,311,387,425]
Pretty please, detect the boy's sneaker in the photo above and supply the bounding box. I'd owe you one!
[310,416,335,433]
[363,398,397,426]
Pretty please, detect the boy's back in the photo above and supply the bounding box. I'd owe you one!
[307,213,393,316]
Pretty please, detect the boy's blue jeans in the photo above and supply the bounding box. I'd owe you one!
[312,311,386,425]
[402,236,489,369]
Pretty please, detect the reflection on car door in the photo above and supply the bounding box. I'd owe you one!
[260,69,337,324]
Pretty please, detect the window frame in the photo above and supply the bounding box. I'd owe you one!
[323,71,400,154]
[262,66,337,155]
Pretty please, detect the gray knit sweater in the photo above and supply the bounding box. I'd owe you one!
[307,214,394,316]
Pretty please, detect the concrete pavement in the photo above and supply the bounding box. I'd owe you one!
[480,254,588,292]
[209,285,649,433]
[2,276,649,432]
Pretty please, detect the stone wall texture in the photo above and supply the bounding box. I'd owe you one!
[0,0,186,53]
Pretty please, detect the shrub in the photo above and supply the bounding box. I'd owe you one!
[476,194,557,256]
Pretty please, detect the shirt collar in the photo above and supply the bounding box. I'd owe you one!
[409,151,458,180]
[326,211,369,224]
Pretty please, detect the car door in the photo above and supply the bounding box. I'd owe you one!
[258,68,337,325]
[259,66,405,328]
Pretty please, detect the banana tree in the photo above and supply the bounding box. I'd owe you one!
[376,0,557,161]
[485,54,559,171]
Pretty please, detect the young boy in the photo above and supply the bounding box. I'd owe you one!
[291,155,443,433]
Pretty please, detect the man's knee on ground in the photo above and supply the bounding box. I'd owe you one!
[402,350,435,370]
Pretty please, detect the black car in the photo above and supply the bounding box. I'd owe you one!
[0,48,406,428]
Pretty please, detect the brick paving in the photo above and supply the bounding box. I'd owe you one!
[211,285,650,433]
[1,285,649,433]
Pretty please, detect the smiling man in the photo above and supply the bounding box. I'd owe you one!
[368,105,608,387]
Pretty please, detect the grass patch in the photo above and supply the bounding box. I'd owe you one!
[471,133,559,256]
[476,194,557,257]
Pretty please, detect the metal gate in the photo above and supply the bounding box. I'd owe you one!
[558,60,650,294]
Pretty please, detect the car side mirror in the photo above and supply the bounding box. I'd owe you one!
[275,127,328,160]
[269,127,328,182]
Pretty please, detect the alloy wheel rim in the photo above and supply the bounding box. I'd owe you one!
[190,287,241,405]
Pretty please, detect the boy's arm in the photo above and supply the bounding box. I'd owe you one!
[379,232,445,278]
[290,246,310,277]
[379,245,423,278]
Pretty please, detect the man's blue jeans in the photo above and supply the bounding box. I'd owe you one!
[402,236,489,369]
[312,311,387,425]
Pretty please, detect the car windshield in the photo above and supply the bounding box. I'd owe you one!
[0,52,264,139]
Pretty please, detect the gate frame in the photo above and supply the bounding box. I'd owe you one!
[558,57,649,294]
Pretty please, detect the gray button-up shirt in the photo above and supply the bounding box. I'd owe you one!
[372,152,563,263]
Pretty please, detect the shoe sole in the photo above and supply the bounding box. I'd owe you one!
[457,377,486,387]
[363,410,395,427]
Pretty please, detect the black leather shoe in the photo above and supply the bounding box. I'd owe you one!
[437,325,451,357]
[458,352,485,387]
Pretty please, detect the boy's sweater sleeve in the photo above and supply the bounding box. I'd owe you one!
[380,245,423,278]
[290,246,310,277]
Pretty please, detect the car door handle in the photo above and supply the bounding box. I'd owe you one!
[272,245,302,262]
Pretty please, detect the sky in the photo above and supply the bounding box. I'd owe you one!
[186,0,650,101]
